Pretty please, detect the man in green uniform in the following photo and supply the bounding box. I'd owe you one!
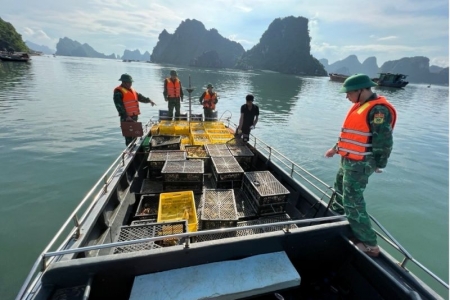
[113,73,155,146]
[325,74,397,257]
[163,70,184,120]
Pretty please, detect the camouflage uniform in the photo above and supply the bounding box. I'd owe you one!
[113,89,151,146]
[331,96,394,246]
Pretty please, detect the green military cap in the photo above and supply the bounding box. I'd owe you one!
[340,74,377,93]
[170,70,177,76]
[119,73,133,82]
[207,83,214,88]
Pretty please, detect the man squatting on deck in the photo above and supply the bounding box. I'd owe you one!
[325,74,397,257]
[113,73,155,146]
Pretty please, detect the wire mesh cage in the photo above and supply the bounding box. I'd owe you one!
[200,189,239,230]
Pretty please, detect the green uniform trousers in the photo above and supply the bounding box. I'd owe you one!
[167,98,181,119]
[203,108,215,121]
[331,158,378,246]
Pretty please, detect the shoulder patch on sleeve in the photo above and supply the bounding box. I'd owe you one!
[374,112,385,124]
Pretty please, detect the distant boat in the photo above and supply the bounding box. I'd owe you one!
[328,73,349,82]
[376,73,409,88]
[0,52,31,62]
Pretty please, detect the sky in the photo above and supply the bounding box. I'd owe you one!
[2,0,449,67]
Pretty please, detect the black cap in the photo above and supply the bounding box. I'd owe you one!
[246,94,254,102]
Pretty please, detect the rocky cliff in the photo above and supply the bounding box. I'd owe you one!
[26,40,55,54]
[151,19,245,68]
[235,16,326,76]
[122,49,150,61]
[55,37,115,59]
[0,18,29,52]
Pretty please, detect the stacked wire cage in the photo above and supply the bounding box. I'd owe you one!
[210,156,244,189]
[185,145,211,173]
[200,189,239,230]
[147,150,186,176]
[227,144,254,171]
[161,160,204,193]
[242,171,290,216]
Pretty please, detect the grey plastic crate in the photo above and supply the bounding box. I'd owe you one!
[134,194,159,221]
[211,156,244,181]
[200,189,239,230]
[243,171,290,205]
[113,221,187,253]
[161,160,204,182]
[147,150,186,170]
[150,135,181,150]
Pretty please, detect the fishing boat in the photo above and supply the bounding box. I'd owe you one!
[0,52,31,62]
[17,112,447,299]
[328,73,349,82]
[376,73,409,88]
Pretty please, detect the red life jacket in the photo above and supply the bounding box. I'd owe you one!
[114,86,140,116]
[202,90,217,109]
[337,96,397,161]
[166,78,181,97]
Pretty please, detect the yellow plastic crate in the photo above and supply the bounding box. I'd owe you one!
[180,135,191,144]
[174,121,190,135]
[203,121,226,129]
[205,129,230,135]
[159,121,175,135]
[189,122,204,129]
[150,124,159,135]
[191,133,211,145]
[191,128,207,134]
[158,191,198,232]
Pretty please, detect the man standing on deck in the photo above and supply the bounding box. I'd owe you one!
[237,94,259,142]
[113,73,156,146]
[163,70,184,120]
[199,83,218,121]
[324,74,397,257]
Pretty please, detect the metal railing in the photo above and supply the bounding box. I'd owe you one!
[16,119,448,300]
[241,128,449,291]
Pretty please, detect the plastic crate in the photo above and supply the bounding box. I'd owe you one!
[233,188,257,220]
[200,189,239,230]
[185,145,209,159]
[227,145,254,165]
[174,121,190,135]
[211,174,242,189]
[180,135,191,145]
[158,120,175,134]
[243,171,290,205]
[142,136,151,152]
[205,144,228,151]
[207,148,232,157]
[147,150,186,170]
[243,187,288,216]
[191,133,210,145]
[113,221,187,253]
[150,124,159,135]
[134,194,159,220]
[203,121,226,129]
[211,156,244,182]
[205,129,231,135]
[161,160,204,182]
[150,135,181,150]
[158,191,198,232]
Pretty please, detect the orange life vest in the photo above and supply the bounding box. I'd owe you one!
[166,78,181,98]
[202,90,217,110]
[337,96,397,161]
[114,86,140,116]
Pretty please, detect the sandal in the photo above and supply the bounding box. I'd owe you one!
[355,242,380,257]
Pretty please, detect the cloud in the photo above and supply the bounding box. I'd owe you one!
[377,36,398,41]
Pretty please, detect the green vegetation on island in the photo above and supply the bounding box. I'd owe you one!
[0,17,29,52]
